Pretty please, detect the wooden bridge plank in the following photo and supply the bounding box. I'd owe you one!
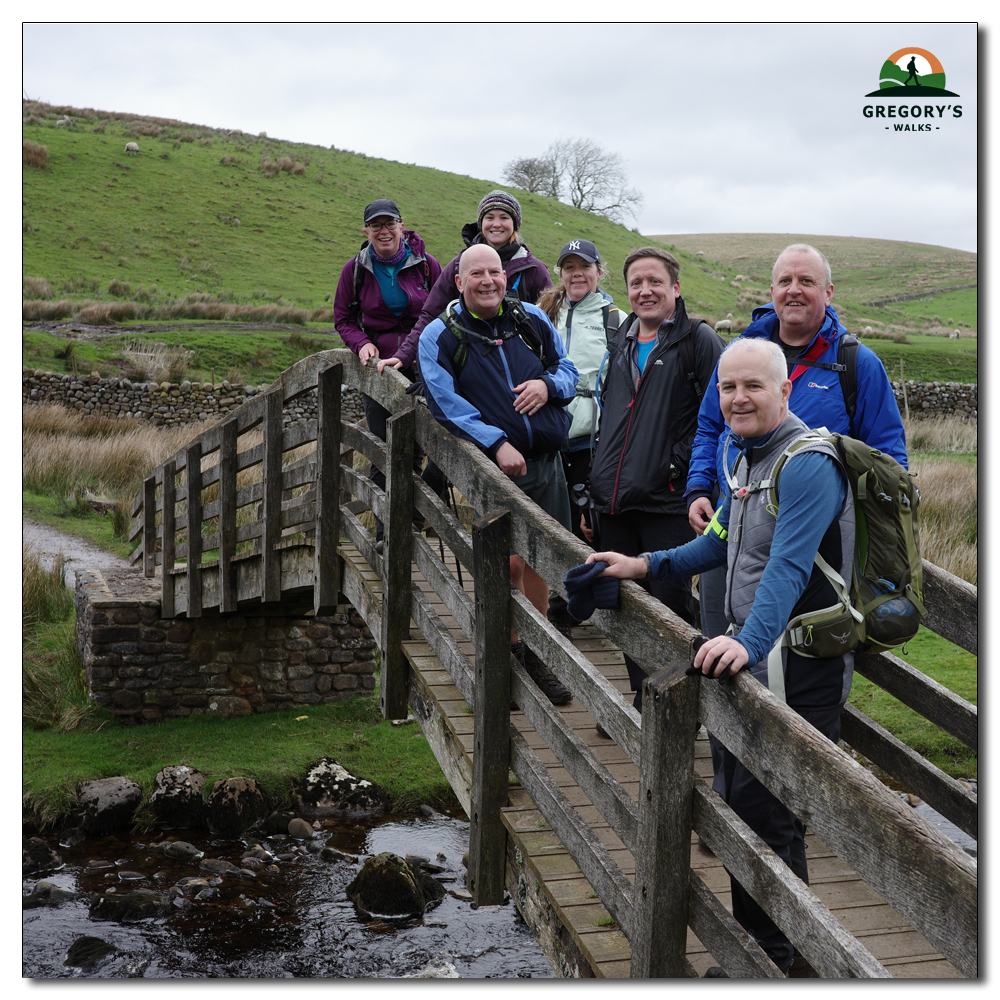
[313,362,342,614]
[218,419,238,612]
[921,560,978,655]
[160,460,176,617]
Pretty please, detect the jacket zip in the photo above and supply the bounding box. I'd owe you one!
[497,340,534,452]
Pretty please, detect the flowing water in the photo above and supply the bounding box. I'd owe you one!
[23,810,554,979]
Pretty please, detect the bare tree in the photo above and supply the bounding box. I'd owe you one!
[501,154,560,198]
[502,137,643,225]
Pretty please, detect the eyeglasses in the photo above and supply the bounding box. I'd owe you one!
[365,220,400,232]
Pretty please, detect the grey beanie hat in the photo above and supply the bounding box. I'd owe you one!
[477,190,522,231]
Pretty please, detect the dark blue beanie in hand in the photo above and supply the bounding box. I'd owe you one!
[563,561,620,622]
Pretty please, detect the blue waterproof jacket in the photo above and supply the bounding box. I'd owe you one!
[418,297,578,461]
[684,304,907,507]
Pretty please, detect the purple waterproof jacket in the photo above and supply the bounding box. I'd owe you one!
[333,229,442,360]
[392,242,553,370]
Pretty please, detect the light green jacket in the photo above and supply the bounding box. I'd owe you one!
[555,289,621,443]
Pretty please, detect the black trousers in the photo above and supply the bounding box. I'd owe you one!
[716,664,846,972]
[594,508,696,709]
[362,391,445,541]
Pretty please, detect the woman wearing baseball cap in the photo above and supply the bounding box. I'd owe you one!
[333,198,444,548]
[538,240,621,633]
[376,190,552,375]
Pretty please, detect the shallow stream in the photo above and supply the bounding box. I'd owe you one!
[23,811,554,979]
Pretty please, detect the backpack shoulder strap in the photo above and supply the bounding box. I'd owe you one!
[349,242,370,333]
[680,317,710,402]
[505,296,544,359]
[439,301,471,376]
[837,333,860,436]
[602,302,620,345]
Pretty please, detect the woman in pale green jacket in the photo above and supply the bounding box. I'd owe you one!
[538,240,621,628]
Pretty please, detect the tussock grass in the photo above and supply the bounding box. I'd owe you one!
[23,140,49,168]
[904,416,978,454]
[119,340,194,381]
[23,404,217,501]
[22,298,315,325]
[911,457,977,584]
[22,547,74,633]
[23,276,53,299]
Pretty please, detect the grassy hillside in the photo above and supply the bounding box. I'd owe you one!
[22,100,739,321]
[656,232,978,333]
[22,102,976,384]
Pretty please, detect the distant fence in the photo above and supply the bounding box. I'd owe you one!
[130,350,978,978]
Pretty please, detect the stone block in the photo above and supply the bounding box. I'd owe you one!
[263,681,288,694]
[144,691,177,707]
[241,629,264,644]
[193,629,220,641]
[112,689,141,709]
[260,664,285,682]
[306,649,329,665]
[236,648,263,664]
[93,626,137,644]
[189,642,214,663]
[156,653,185,664]
[138,641,167,654]
[110,641,139,655]
[287,664,314,680]
[164,661,199,677]
[351,661,377,675]
[215,652,233,663]
[153,677,181,689]
[119,665,147,679]
[288,652,305,665]
[333,675,359,691]
[315,674,332,694]
[307,624,331,639]
[121,655,158,666]
[326,650,356,664]
[293,693,321,704]
[228,667,258,687]
[112,609,141,625]
[180,695,209,708]
[285,639,314,652]
[140,629,166,643]
[166,627,194,644]
[215,639,240,653]
[263,649,289,661]
[225,616,247,630]
[266,628,286,641]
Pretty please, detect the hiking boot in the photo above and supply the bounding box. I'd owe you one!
[522,645,572,706]
[551,619,574,640]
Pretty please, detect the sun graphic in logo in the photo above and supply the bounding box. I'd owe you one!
[866,47,959,96]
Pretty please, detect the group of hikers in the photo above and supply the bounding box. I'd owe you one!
[332,189,910,976]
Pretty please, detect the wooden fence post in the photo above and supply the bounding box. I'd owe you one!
[380,407,415,720]
[261,389,284,604]
[630,664,700,977]
[219,419,238,613]
[314,362,342,616]
[185,441,203,618]
[142,475,156,578]
[468,508,513,906]
[161,460,176,617]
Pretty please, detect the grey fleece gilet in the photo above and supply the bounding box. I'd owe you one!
[724,413,855,630]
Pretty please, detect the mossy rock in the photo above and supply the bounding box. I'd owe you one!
[345,852,445,919]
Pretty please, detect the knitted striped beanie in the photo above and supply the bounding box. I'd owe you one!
[477,190,522,232]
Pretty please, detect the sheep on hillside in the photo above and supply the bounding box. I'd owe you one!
[863,326,873,337]
[695,251,705,258]
[949,330,960,339]
[55,116,73,127]
[125,142,139,156]
[715,312,733,334]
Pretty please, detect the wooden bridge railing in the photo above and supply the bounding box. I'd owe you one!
[130,349,978,978]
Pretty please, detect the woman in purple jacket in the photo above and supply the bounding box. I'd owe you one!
[377,190,553,375]
[333,198,444,548]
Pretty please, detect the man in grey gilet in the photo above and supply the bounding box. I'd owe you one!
[587,337,855,975]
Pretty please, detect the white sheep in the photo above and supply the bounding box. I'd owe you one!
[55,116,72,127]
[863,326,873,337]
[695,250,705,258]
[554,222,562,226]
[125,142,139,156]
[734,274,746,282]
[715,312,733,334]
[949,330,960,339]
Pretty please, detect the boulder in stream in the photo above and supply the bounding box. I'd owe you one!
[296,758,389,819]
[149,765,208,829]
[205,777,269,836]
[22,837,64,876]
[78,776,142,836]
[64,935,118,970]
[89,889,170,922]
[23,880,79,909]
[345,852,446,920]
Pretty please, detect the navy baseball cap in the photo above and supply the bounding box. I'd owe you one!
[363,199,402,224]
[557,239,601,267]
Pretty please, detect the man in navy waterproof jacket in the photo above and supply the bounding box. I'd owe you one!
[419,244,580,706]
[686,244,907,638]
[587,337,857,976]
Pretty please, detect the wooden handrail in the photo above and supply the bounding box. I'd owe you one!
[127,348,978,978]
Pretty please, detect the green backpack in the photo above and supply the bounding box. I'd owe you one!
[770,429,925,655]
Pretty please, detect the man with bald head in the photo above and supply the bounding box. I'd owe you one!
[588,336,857,975]
[686,243,906,640]
[419,244,580,705]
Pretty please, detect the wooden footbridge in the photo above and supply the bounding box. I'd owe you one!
[130,350,978,978]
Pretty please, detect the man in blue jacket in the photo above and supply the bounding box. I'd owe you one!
[419,244,580,705]
[686,243,907,638]
[589,337,856,975]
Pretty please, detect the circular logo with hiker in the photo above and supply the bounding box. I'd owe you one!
[866,47,959,96]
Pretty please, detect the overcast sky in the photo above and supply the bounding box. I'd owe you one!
[22,20,978,252]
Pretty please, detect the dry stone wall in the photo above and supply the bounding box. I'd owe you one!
[75,569,377,724]
[891,380,977,421]
[22,368,365,427]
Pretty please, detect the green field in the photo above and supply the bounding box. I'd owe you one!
[893,288,978,329]
[22,102,738,322]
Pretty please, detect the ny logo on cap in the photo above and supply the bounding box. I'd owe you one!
[569,240,581,251]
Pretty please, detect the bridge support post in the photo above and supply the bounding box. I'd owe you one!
[142,475,156,577]
[161,460,176,617]
[631,664,700,977]
[469,508,513,906]
[314,362,342,615]
[380,407,415,720]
